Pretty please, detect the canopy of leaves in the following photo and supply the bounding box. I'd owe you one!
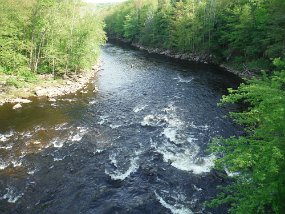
[209,58,285,213]
[104,0,285,72]
[0,0,106,79]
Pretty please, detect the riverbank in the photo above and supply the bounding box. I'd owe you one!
[108,37,254,79]
[0,62,102,107]
[0,44,240,213]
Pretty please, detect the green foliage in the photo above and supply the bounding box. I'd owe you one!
[209,59,285,213]
[124,13,139,39]
[6,76,25,88]
[104,0,285,70]
[18,69,38,82]
[0,0,106,80]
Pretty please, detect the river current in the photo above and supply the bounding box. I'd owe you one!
[0,43,241,213]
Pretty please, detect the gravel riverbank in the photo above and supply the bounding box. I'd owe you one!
[0,62,103,108]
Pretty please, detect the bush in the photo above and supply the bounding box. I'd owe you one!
[18,68,38,82]
[208,58,285,213]
[6,76,24,88]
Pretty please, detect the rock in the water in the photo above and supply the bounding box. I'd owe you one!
[48,98,56,102]
[13,103,22,109]
[32,141,41,145]
[13,98,32,104]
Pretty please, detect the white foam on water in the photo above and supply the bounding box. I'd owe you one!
[175,154,215,174]
[162,128,176,142]
[98,115,108,125]
[133,105,147,113]
[189,122,209,131]
[141,115,156,126]
[225,168,240,177]
[0,132,13,142]
[150,138,156,149]
[177,76,194,83]
[158,104,214,174]
[70,134,82,142]
[156,143,215,174]
[193,185,202,192]
[141,114,168,127]
[54,156,66,162]
[105,156,139,181]
[186,136,198,144]
[77,127,88,133]
[0,161,9,170]
[109,124,122,129]
[93,149,104,154]
[69,127,88,142]
[109,153,118,168]
[22,131,32,138]
[1,188,24,203]
[0,145,13,150]
[160,108,187,145]
[0,135,8,142]
[54,123,69,131]
[89,100,97,105]
[155,191,193,214]
[27,169,37,175]
[60,98,77,102]
[52,139,64,148]
[11,160,22,167]
[161,128,185,145]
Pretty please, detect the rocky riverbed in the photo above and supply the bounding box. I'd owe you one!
[0,62,102,108]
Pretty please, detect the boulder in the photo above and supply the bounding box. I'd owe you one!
[48,98,56,102]
[32,141,41,145]
[13,98,31,104]
[13,103,22,110]
[35,89,48,96]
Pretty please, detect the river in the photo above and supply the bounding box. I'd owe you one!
[0,43,241,213]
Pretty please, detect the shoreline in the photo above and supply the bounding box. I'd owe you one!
[0,61,103,107]
[108,37,254,79]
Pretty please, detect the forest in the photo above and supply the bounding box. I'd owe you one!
[0,0,284,213]
[104,0,285,213]
[0,0,106,87]
[105,0,284,73]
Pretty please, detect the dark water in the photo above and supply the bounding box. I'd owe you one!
[0,43,241,214]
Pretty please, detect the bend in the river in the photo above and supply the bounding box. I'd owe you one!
[0,43,241,214]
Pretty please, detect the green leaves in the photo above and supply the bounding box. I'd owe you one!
[123,13,139,39]
[105,0,285,71]
[0,0,106,79]
[210,59,285,213]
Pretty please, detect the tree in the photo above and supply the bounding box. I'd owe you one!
[209,58,285,213]
[0,0,105,83]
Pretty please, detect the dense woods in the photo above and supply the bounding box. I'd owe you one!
[0,0,105,85]
[105,0,285,72]
[104,0,285,213]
